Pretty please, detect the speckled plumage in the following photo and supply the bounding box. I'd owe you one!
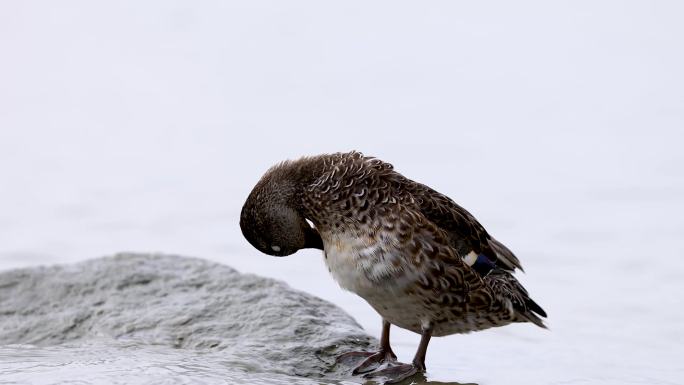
[240,151,547,378]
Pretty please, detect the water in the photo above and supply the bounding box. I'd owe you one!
[1,1,684,384]
[0,343,342,385]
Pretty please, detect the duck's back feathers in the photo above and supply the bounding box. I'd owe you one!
[304,151,523,273]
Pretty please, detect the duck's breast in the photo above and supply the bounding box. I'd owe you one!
[321,230,411,296]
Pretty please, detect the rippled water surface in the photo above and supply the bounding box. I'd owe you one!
[0,343,340,385]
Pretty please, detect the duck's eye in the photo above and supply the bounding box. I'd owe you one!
[271,245,281,252]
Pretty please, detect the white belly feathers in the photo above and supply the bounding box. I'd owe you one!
[321,231,420,297]
[321,230,432,332]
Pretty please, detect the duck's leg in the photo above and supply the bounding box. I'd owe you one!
[364,324,432,384]
[411,325,432,371]
[337,319,397,374]
[352,319,397,374]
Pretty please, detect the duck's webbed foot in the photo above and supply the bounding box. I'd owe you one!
[336,348,397,373]
[362,362,418,384]
[363,322,432,384]
[354,349,397,374]
[337,319,401,375]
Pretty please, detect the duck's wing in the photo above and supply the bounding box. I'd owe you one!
[398,183,547,324]
[392,199,547,326]
[403,180,523,272]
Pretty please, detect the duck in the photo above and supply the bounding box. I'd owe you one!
[240,151,547,383]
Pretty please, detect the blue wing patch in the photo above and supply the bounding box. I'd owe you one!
[472,254,496,276]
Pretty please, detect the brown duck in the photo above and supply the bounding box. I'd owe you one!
[240,151,547,382]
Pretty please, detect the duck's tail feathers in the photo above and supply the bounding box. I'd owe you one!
[521,297,548,329]
[485,270,548,329]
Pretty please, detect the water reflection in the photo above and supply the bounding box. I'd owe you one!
[362,372,478,385]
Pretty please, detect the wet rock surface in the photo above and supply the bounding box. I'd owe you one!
[0,253,377,384]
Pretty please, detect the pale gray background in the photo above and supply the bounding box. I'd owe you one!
[1,1,683,384]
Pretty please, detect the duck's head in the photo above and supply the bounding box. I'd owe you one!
[240,164,323,257]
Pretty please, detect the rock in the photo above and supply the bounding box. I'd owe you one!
[0,253,376,383]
